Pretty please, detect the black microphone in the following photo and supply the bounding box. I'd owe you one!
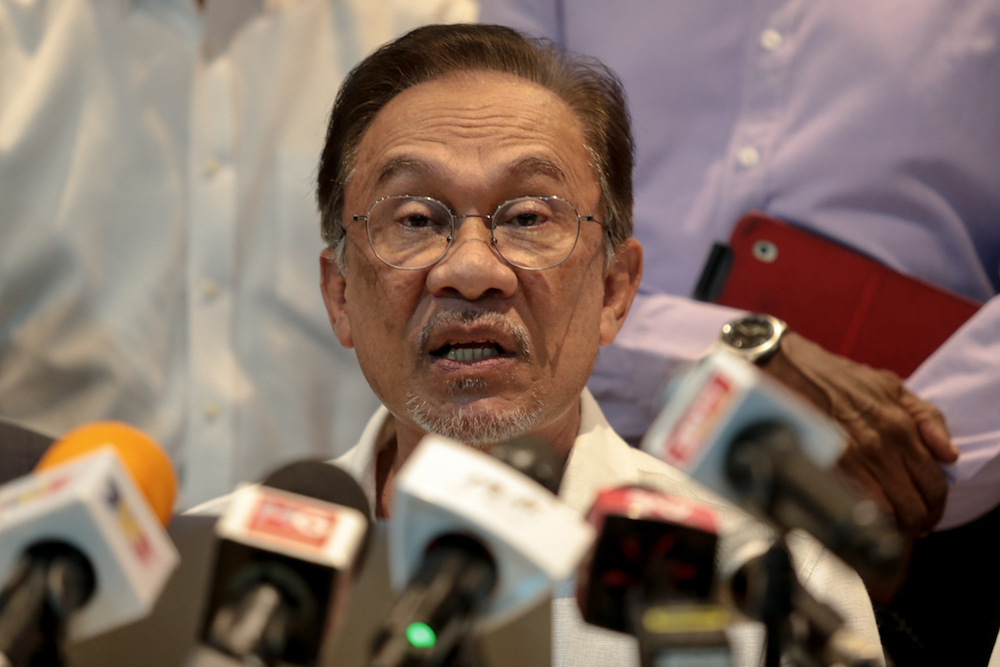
[199,460,371,667]
[726,421,901,584]
[487,435,565,495]
[371,434,592,667]
[576,485,731,667]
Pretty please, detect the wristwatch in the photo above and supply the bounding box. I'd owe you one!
[718,314,787,365]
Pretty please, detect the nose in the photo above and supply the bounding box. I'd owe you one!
[425,217,518,300]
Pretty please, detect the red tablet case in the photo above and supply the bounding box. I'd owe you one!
[709,212,982,378]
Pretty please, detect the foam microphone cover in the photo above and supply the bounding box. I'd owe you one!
[36,421,178,526]
[262,460,370,511]
[488,436,565,495]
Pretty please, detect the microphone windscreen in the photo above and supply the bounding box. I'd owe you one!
[35,420,177,526]
[261,460,371,518]
[489,435,564,494]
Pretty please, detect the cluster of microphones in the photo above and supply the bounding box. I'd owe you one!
[0,351,906,667]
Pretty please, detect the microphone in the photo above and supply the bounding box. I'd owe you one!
[372,435,594,667]
[723,542,883,667]
[640,351,905,584]
[199,460,371,667]
[0,421,180,666]
[576,486,731,667]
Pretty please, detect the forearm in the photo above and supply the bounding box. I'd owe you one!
[906,295,1000,529]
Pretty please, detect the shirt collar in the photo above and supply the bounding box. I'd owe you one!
[333,389,641,518]
[557,389,643,515]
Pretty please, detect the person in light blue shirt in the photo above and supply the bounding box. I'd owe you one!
[0,0,476,509]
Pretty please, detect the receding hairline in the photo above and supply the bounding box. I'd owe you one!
[341,69,605,214]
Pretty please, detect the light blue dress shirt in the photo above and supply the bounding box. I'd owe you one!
[0,0,476,508]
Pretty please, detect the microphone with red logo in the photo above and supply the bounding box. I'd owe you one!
[577,486,731,667]
[0,421,180,667]
[198,460,371,667]
[641,351,905,586]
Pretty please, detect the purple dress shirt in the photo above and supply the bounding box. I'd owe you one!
[480,0,1000,529]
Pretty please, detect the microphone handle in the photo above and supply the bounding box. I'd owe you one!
[208,582,293,664]
[0,543,95,667]
[372,539,496,667]
[630,601,732,667]
[726,421,904,583]
[759,543,794,667]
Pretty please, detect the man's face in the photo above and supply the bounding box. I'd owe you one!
[321,71,641,456]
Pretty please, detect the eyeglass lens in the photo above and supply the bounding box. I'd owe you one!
[365,196,581,270]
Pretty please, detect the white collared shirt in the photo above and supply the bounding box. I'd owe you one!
[0,0,477,508]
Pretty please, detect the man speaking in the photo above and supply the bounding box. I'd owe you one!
[314,24,880,665]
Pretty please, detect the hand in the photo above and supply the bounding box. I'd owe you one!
[760,332,958,536]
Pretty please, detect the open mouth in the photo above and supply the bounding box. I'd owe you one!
[431,340,507,362]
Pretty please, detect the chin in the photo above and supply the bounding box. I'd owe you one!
[403,391,542,450]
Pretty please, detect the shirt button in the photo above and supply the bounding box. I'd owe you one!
[204,157,221,178]
[204,402,221,421]
[737,146,761,168]
[202,279,220,301]
[760,28,784,51]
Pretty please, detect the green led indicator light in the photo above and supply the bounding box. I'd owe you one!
[406,622,437,648]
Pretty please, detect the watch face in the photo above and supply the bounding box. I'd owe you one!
[721,318,774,350]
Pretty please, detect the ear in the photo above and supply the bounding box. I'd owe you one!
[319,247,354,349]
[599,237,643,346]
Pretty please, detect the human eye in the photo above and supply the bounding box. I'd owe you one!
[496,198,555,229]
[389,198,450,230]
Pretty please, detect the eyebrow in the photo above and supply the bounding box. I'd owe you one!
[505,156,569,184]
[375,158,433,187]
[373,155,570,189]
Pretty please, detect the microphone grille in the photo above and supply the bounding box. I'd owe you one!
[37,420,178,526]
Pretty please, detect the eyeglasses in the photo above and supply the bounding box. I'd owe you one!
[348,195,603,270]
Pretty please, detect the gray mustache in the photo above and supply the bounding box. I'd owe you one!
[419,309,531,357]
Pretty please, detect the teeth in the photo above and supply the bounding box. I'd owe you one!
[444,345,499,362]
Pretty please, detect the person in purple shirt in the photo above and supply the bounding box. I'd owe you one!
[479,0,1000,535]
[479,1,1000,662]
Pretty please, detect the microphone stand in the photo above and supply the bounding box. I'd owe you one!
[759,541,794,667]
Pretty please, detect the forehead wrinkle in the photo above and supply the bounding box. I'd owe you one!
[371,152,572,198]
[356,77,594,201]
[376,94,569,143]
